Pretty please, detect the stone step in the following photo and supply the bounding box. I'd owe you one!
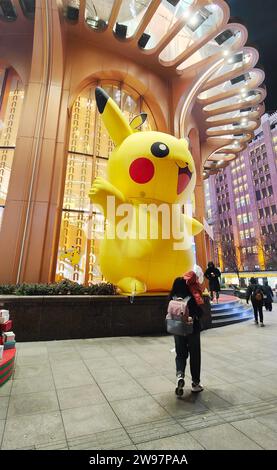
[210,301,241,311]
[210,298,253,328]
[212,307,253,320]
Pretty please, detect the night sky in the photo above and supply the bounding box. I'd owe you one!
[226,0,277,113]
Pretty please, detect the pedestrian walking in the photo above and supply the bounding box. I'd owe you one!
[246,277,265,327]
[204,262,221,303]
[168,272,204,397]
[263,281,274,311]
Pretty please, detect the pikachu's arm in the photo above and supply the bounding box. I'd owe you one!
[183,215,203,236]
[89,176,125,217]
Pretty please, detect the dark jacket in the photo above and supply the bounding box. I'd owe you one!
[246,283,264,305]
[204,267,221,291]
[263,285,274,301]
[169,277,202,334]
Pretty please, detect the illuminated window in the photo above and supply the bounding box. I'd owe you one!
[0,67,24,220]
[240,197,246,206]
[242,213,248,224]
[56,81,156,284]
[250,228,255,238]
[240,231,244,239]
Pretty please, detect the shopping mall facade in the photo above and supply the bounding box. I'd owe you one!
[0,0,266,285]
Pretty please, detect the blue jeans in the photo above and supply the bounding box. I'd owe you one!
[174,333,201,384]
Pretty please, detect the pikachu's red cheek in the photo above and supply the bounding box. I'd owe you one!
[129,158,155,184]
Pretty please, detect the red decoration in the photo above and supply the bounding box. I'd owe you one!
[129,158,155,184]
[0,320,12,332]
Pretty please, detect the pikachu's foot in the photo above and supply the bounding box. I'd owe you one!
[117,277,146,295]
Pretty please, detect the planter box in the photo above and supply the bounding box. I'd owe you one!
[0,295,170,342]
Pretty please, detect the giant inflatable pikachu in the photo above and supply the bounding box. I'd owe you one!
[89,87,203,294]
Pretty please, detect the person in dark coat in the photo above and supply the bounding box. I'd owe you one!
[246,277,265,326]
[169,277,204,396]
[263,281,274,312]
[204,262,221,303]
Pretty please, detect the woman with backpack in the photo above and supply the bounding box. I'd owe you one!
[246,277,265,327]
[168,272,204,396]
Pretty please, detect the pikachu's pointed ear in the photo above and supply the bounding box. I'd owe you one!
[95,87,133,146]
[129,113,147,131]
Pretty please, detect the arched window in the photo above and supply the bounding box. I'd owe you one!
[0,67,24,230]
[56,81,156,284]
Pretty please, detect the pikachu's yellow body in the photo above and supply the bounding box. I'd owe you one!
[89,88,203,294]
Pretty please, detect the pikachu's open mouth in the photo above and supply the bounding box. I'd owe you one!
[177,164,192,195]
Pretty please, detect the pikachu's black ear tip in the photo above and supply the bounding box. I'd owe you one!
[95,87,109,114]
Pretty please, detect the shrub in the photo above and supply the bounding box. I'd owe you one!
[0,284,17,295]
[0,281,117,296]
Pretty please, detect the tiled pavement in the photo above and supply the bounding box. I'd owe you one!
[1,302,277,450]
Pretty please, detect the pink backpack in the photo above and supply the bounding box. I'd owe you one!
[167,297,191,320]
[166,297,193,336]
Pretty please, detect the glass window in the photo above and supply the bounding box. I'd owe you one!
[85,0,112,31]
[265,206,270,217]
[159,3,223,62]
[259,208,264,218]
[143,0,194,51]
[115,0,152,38]
[255,190,261,201]
[240,231,244,240]
[268,186,273,196]
[250,228,255,238]
[240,197,246,207]
[0,68,24,218]
[262,188,267,198]
[271,205,277,216]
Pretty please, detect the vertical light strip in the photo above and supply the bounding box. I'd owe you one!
[16,1,52,283]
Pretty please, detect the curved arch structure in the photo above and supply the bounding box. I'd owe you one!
[61,1,266,176]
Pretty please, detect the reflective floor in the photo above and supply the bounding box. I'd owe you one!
[1,302,277,450]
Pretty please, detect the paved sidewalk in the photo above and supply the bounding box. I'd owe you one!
[1,303,277,450]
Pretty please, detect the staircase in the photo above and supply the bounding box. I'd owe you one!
[210,297,253,328]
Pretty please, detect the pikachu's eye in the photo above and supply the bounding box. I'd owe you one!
[151,142,169,158]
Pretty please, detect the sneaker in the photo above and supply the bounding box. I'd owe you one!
[191,382,204,393]
[255,320,259,325]
[175,375,185,397]
[260,322,265,327]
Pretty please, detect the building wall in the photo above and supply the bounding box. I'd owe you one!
[0,2,207,284]
[208,112,277,272]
